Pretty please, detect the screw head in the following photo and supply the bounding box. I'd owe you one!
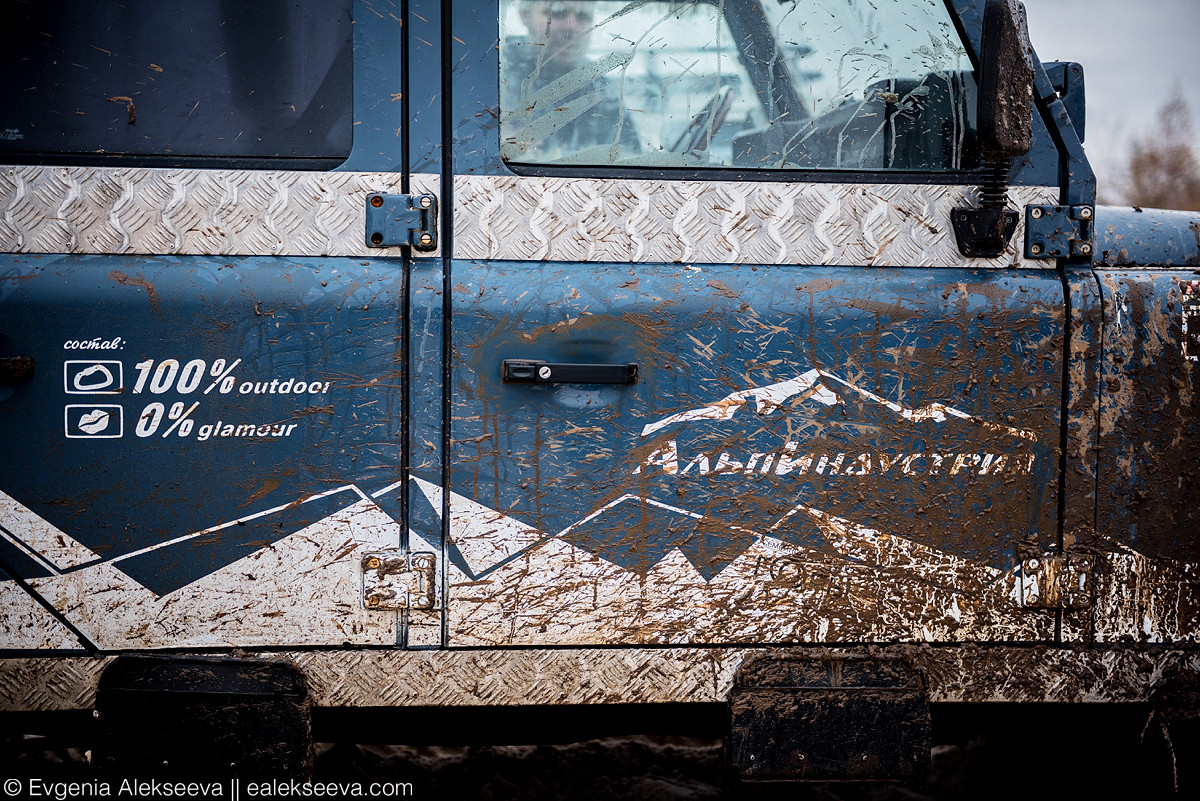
[419,195,433,208]
[370,195,384,208]
[370,232,384,246]
[1030,207,1043,219]
[1078,242,1093,255]
[537,365,552,380]
[1028,558,1040,569]
[1078,206,1093,219]
[419,232,434,246]
[416,595,431,608]
[366,557,381,570]
[366,595,380,607]
[1030,243,1043,256]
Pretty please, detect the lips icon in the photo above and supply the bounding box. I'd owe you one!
[73,364,114,391]
[77,409,111,434]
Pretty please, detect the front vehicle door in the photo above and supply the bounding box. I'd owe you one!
[440,0,1065,646]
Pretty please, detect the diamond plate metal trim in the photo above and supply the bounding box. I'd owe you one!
[0,166,440,258]
[4,647,1197,711]
[0,657,109,712]
[453,175,1058,268]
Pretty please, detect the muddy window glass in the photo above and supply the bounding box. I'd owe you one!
[498,0,978,171]
[0,0,352,165]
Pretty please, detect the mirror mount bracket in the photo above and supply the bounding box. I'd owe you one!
[952,160,1019,259]
[954,0,1034,259]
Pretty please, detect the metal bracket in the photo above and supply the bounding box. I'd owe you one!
[1044,62,1086,143]
[365,193,438,251]
[362,551,436,610]
[1019,554,1092,608]
[952,206,1019,258]
[1024,204,1094,260]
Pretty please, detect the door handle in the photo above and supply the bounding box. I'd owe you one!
[502,360,638,385]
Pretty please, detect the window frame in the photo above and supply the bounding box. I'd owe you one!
[496,0,999,184]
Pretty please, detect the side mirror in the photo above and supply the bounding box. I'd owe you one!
[954,0,1035,258]
[978,0,1034,160]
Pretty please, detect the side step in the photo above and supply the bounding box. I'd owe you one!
[728,652,930,782]
[93,655,312,778]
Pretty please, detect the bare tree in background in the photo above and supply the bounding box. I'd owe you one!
[1121,89,1200,210]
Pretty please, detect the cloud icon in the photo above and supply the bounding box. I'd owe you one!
[77,409,111,434]
[73,364,115,391]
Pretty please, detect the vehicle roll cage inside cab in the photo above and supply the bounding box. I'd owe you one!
[496,0,1045,179]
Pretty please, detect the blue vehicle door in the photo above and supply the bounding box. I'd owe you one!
[0,0,444,650]
[440,0,1067,646]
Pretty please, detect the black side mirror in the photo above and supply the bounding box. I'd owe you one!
[954,0,1035,257]
[978,0,1035,160]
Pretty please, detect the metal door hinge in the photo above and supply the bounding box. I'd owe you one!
[362,551,436,610]
[1019,554,1092,608]
[365,193,438,251]
[1024,205,1094,260]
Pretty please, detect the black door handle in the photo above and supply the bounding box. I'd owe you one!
[502,360,638,385]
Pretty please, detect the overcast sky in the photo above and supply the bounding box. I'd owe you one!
[1023,0,1200,202]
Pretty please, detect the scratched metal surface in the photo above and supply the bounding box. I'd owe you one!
[0,166,440,258]
[0,254,417,649]
[4,645,1199,712]
[0,566,85,650]
[447,263,1064,646]
[1084,271,1199,643]
[452,175,1058,268]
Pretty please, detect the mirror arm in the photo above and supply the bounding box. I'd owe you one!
[953,0,1034,259]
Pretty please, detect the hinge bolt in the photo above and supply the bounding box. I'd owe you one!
[1030,243,1043,256]
[1078,242,1092,256]
[370,195,383,208]
[419,233,434,247]
[1028,558,1039,569]
[538,365,552,380]
[1078,206,1093,219]
[366,595,381,607]
[366,557,381,569]
[419,196,433,209]
[1030,207,1043,219]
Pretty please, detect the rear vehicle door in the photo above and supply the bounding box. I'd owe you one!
[441,0,1065,646]
[0,0,442,650]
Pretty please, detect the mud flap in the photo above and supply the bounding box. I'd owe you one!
[728,653,930,782]
[93,655,311,778]
[1148,668,1200,797]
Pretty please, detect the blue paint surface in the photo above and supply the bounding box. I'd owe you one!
[449,261,1063,576]
[0,255,406,591]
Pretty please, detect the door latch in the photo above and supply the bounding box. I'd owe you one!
[365,193,438,251]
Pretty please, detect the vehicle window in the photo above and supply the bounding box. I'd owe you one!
[0,0,353,164]
[498,0,978,171]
